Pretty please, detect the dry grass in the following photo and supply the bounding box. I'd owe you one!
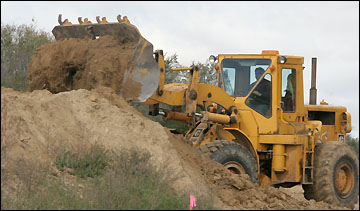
[1,141,215,210]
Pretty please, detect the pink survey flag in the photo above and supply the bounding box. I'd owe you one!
[190,195,196,210]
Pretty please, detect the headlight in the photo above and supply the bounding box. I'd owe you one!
[279,56,287,64]
[209,55,217,63]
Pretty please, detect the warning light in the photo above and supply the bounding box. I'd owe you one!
[262,50,279,55]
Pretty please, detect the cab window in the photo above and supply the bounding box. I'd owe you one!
[245,73,272,118]
[281,68,296,112]
[220,58,272,97]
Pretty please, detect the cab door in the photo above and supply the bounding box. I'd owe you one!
[245,68,278,134]
[278,64,305,134]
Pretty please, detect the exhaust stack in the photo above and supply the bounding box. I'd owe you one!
[309,58,317,105]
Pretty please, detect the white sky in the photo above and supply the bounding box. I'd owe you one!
[2,1,359,138]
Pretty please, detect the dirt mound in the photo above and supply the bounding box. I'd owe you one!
[1,86,210,195]
[27,35,142,100]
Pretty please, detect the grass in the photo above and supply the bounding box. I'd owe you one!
[54,143,109,178]
[1,142,215,210]
[86,150,189,210]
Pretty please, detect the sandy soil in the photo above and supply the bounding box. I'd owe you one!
[27,35,142,101]
[1,86,357,210]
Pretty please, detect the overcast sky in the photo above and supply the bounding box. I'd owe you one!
[2,1,359,138]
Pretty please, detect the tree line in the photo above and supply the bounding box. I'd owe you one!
[1,21,54,91]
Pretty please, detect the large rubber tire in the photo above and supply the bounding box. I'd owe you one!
[198,140,259,183]
[308,141,359,208]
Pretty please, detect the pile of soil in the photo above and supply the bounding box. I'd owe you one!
[1,87,357,210]
[1,86,210,196]
[27,35,142,101]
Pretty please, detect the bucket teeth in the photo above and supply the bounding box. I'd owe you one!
[117,15,122,23]
[123,16,130,24]
[96,16,108,24]
[117,15,130,24]
[57,14,130,26]
[58,14,72,25]
[78,17,92,25]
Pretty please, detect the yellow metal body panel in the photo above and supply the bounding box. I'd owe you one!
[196,84,236,109]
[259,135,298,145]
[306,105,347,112]
[273,144,286,172]
[146,83,187,105]
[271,144,303,183]
[186,67,199,114]
[343,112,352,133]
[306,104,350,142]
[156,51,165,95]
[147,83,237,111]
[235,109,259,137]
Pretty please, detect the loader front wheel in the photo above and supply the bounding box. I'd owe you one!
[199,140,259,183]
[311,141,359,209]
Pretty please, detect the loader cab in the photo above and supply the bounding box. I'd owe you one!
[217,51,306,135]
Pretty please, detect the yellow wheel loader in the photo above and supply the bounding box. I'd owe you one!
[145,50,358,208]
[50,15,358,208]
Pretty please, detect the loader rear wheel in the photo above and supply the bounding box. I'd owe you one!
[310,141,359,208]
[198,140,259,183]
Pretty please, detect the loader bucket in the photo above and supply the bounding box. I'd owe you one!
[51,14,159,102]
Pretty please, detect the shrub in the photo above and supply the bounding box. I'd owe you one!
[1,21,54,91]
[86,147,189,210]
[2,144,215,210]
[346,134,359,158]
[54,143,109,178]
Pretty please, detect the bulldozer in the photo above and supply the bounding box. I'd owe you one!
[51,14,359,208]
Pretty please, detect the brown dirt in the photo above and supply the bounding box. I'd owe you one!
[1,86,358,210]
[27,35,142,101]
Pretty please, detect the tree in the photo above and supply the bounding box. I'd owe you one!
[1,21,54,91]
[164,53,218,86]
[346,134,359,158]
[164,53,185,84]
[191,60,217,85]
